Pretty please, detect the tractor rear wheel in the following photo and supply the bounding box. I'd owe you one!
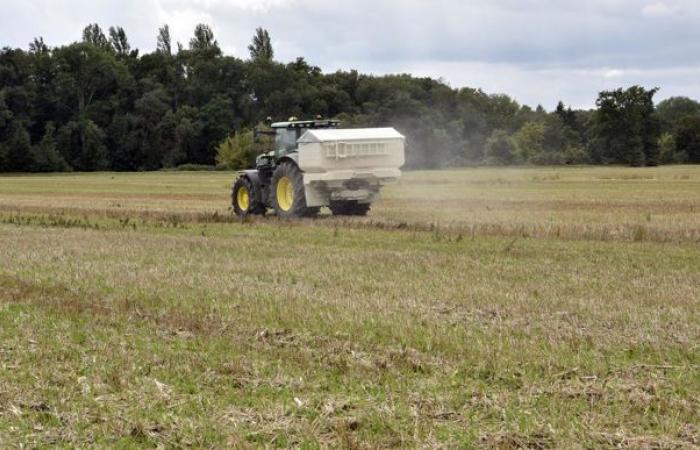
[329,200,371,216]
[232,176,265,218]
[271,161,313,218]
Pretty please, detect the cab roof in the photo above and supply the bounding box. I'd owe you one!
[298,128,405,143]
[270,120,340,129]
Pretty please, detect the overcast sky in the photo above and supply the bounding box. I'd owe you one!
[2,0,699,109]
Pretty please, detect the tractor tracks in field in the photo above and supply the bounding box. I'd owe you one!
[1,205,699,245]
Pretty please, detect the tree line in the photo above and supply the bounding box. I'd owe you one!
[1,24,699,173]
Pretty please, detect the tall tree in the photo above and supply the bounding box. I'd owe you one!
[109,26,131,57]
[555,100,579,133]
[29,37,49,54]
[248,27,274,62]
[591,86,660,166]
[82,23,110,49]
[156,25,172,55]
[656,97,700,133]
[189,24,220,55]
[53,43,124,169]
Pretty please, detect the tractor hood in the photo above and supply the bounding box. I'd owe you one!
[298,128,405,143]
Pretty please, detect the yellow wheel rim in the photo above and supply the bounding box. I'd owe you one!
[236,185,250,211]
[276,176,294,212]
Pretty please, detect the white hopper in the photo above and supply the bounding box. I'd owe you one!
[296,127,405,207]
[297,128,405,173]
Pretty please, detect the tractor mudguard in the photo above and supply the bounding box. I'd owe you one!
[239,169,266,205]
[277,152,299,166]
[241,169,262,186]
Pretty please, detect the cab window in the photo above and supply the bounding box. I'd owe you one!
[275,129,298,153]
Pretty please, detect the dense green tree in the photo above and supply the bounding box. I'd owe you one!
[30,123,70,171]
[455,89,491,161]
[107,87,172,171]
[510,112,581,165]
[248,28,274,62]
[195,95,237,165]
[0,94,11,127]
[591,86,660,166]
[52,43,125,170]
[57,119,108,170]
[156,110,178,167]
[555,100,584,139]
[0,121,33,171]
[134,88,172,168]
[173,114,201,166]
[487,94,521,132]
[513,121,545,163]
[0,49,33,121]
[674,116,700,163]
[538,115,580,164]
[656,97,700,133]
[28,42,60,141]
[0,50,37,171]
[106,112,139,170]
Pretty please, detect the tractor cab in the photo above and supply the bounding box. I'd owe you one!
[270,120,340,157]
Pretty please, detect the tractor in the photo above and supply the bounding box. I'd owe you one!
[231,119,405,218]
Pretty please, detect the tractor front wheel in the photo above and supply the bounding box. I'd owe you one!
[271,161,314,218]
[232,176,265,218]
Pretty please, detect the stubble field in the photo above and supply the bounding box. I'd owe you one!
[0,166,698,448]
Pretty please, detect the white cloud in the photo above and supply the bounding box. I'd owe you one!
[603,69,625,79]
[642,2,676,16]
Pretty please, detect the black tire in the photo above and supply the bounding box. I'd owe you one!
[329,200,371,216]
[303,207,321,218]
[271,161,313,218]
[232,176,266,218]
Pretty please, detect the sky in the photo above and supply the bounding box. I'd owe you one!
[1,0,699,109]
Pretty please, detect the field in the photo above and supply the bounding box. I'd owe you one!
[0,166,698,448]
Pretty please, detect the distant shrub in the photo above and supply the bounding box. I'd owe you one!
[215,130,255,170]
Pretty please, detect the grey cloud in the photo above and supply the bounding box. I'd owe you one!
[1,0,699,108]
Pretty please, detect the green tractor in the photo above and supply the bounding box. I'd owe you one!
[232,119,405,219]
